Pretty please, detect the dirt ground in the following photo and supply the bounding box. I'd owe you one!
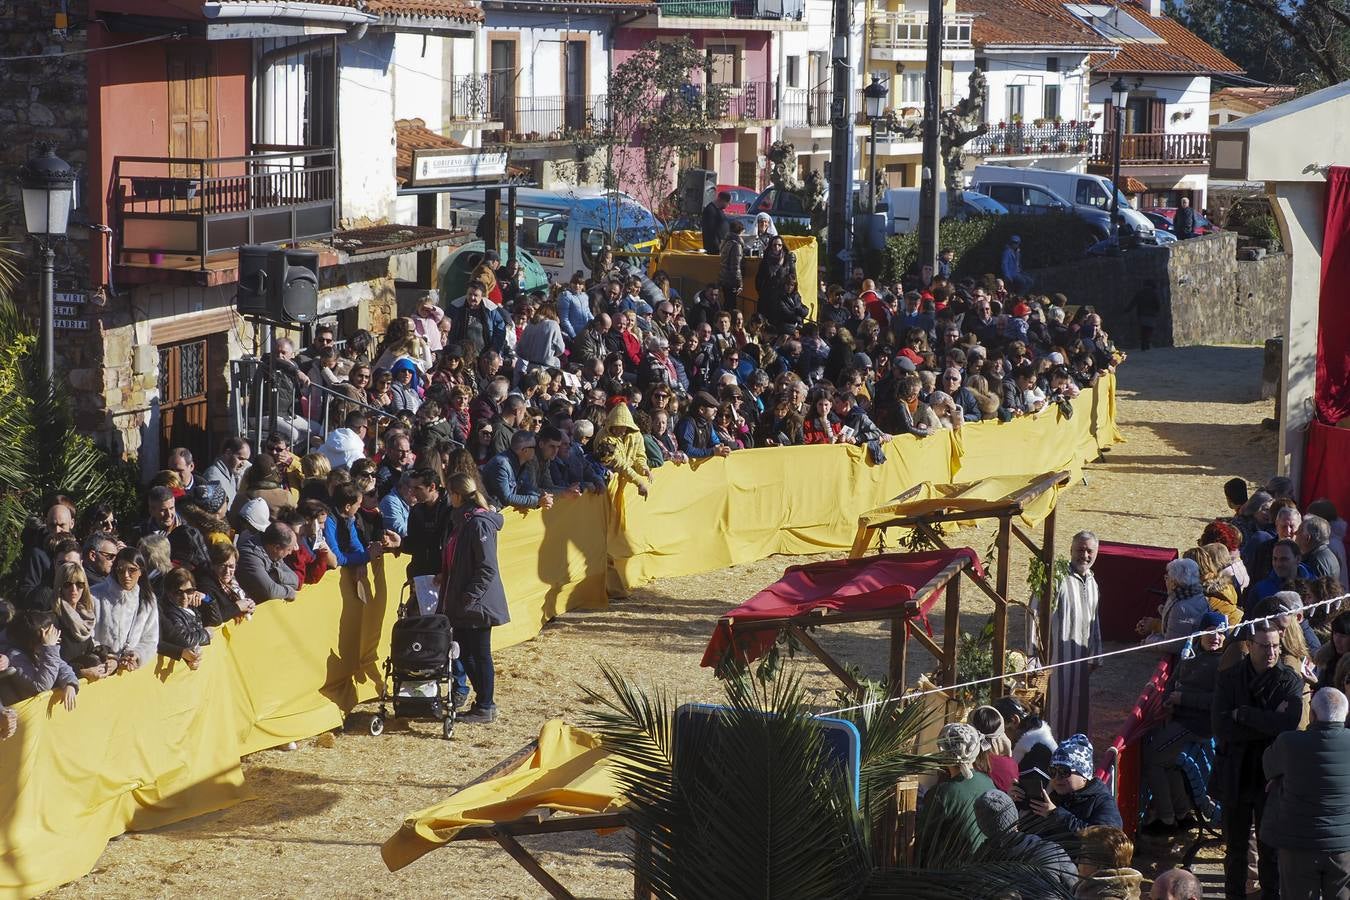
[53,345,1277,899]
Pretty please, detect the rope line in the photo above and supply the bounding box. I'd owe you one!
[815,591,1350,719]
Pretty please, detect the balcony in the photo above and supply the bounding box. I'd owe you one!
[485,94,609,143]
[869,11,974,61]
[1086,132,1211,167]
[782,87,833,130]
[113,148,336,280]
[710,81,776,124]
[445,73,501,126]
[969,121,1092,159]
[655,0,804,19]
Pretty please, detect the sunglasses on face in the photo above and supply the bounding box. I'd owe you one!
[1049,766,1075,779]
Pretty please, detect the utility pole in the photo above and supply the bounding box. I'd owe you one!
[827,0,856,283]
[915,0,942,283]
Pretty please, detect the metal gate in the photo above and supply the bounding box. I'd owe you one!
[159,338,210,464]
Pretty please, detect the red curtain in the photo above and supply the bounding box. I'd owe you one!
[1301,420,1350,513]
[1315,166,1350,424]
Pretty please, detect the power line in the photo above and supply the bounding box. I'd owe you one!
[0,30,183,62]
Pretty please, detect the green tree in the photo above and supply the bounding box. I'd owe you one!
[1166,0,1350,88]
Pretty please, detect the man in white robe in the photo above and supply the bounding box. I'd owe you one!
[1044,531,1101,741]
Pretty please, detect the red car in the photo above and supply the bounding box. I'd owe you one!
[1143,206,1219,235]
[718,185,759,215]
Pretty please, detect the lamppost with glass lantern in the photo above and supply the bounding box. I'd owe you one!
[1109,77,1129,243]
[863,74,889,217]
[20,145,76,383]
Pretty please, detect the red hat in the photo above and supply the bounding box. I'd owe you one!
[1011,302,1031,318]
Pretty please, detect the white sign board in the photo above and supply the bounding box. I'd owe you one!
[411,149,509,186]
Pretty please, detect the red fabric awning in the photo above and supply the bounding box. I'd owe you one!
[1316,167,1350,425]
[700,549,982,668]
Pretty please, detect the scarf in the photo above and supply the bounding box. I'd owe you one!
[57,595,95,643]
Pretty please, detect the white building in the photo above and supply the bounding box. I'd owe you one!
[777,0,866,181]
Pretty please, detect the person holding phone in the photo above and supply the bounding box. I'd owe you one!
[1015,733,1122,848]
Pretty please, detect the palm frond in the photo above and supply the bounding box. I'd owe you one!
[870,831,1082,899]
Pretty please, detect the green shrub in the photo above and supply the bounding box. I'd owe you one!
[774,220,815,237]
[880,213,1099,284]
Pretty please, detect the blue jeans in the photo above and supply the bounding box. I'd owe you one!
[451,657,468,697]
[457,625,495,710]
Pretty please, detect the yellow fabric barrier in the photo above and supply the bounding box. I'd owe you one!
[652,231,819,321]
[0,373,1118,897]
[381,720,622,872]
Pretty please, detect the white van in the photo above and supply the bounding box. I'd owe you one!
[883,188,1007,235]
[447,187,663,282]
[970,165,1157,238]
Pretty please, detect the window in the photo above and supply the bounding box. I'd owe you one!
[902,71,923,104]
[1046,56,1059,72]
[1006,85,1024,119]
[1075,177,1111,209]
[1043,84,1061,120]
[707,45,740,87]
[786,55,800,88]
[987,184,1023,207]
[1026,186,1062,209]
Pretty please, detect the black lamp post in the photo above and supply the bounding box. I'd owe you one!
[1109,77,1129,243]
[20,145,76,383]
[863,74,890,216]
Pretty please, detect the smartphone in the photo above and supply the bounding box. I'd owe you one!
[1018,767,1050,798]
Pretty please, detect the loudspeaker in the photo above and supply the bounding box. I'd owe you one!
[236,245,272,317]
[679,168,717,217]
[235,245,319,325]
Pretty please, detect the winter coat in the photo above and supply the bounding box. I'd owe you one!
[914,771,997,866]
[323,514,371,567]
[1030,778,1122,847]
[1168,645,1223,738]
[1074,868,1143,899]
[447,298,508,356]
[719,238,744,289]
[996,832,1079,896]
[1209,658,1304,804]
[236,532,301,603]
[438,507,509,629]
[700,201,729,255]
[158,601,212,661]
[1261,720,1350,852]
[0,640,79,705]
[483,450,542,509]
[596,403,650,486]
[401,494,455,578]
[517,319,565,368]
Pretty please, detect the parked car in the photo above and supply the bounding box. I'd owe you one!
[718,185,759,215]
[970,164,1158,240]
[967,179,1112,242]
[1143,206,1219,235]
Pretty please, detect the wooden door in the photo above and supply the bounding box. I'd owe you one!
[563,40,587,132]
[159,338,210,466]
[168,48,213,165]
[490,40,517,132]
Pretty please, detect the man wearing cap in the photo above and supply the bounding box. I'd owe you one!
[676,392,731,459]
[1000,235,1033,295]
[972,790,1078,892]
[1261,686,1350,898]
[1211,618,1304,899]
[915,723,997,866]
[1141,609,1228,836]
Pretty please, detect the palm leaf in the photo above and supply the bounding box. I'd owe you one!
[869,829,1082,899]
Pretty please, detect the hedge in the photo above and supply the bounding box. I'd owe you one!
[880,213,1099,284]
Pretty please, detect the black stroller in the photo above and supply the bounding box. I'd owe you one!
[367,585,458,740]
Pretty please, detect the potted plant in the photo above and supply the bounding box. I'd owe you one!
[1056,141,1069,152]
[1040,142,1051,153]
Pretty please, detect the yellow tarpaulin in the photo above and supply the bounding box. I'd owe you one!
[381,720,623,872]
[0,374,1120,898]
[846,472,1070,558]
[651,231,819,321]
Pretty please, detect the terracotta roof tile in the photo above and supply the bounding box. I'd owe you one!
[965,0,1112,49]
[1211,86,1297,111]
[255,0,484,24]
[1084,0,1242,74]
[395,117,527,184]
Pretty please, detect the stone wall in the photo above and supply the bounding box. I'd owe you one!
[1028,231,1287,349]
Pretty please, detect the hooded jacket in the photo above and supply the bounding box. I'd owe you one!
[1074,868,1144,899]
[438,507,509,629]
[596,404,650,486]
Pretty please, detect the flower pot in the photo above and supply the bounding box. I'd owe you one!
[149,251,165,265]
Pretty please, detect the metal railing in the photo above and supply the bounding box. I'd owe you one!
[486,93,609,142]
[1087,131,1211,165]
[869,11,974,51]
[113,147,336,268]
[708,81,776,123]
[657,0,804,19]
[969,121,1092,157]
[230,358,397,451]
[448,72,493,123]
[781,87,833,128]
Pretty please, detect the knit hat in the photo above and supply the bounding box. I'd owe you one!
[1199,610,1229,632]
[239,497,271,534]
[852,351,874,370]
[937,723,982,778]
[974,789,1019,838]
[1050,733,1094,780]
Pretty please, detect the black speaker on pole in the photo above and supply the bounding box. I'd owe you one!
[235,245,319,325]
[679,168,717,218]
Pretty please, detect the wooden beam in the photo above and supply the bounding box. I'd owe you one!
[1005,470,1072,511]
[905,620,945,662]
[726,600,920,634]
[942,575,962,686]
[464,740,538,787]
[889,614,908,699]
[1039,507,1057,663]
[790,625,865,695]
[916,521,953,550]
[993,517,1011,695]
[492,829,576,900]
[1010,521,1043,558]
[910,554,971,611]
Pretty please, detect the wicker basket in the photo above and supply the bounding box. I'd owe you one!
[1010,668,1050,714]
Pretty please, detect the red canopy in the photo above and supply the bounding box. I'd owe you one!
[1095,541,1177,643]
[700,549,982,668]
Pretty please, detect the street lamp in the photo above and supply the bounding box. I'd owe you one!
[20,145,76,383]
[863,74,889,216]
[1109,76,1129,243]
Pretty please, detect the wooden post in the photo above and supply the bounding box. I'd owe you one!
[634,832,654,900]
[1039,507,1057,663]
[993,516,1011,696]
[896,778,920,866]
[942,574,961,685]
[889,614,908,698]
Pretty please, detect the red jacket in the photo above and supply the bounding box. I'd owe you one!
[288,539,332,585]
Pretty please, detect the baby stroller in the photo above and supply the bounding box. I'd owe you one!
[368,585,458,740]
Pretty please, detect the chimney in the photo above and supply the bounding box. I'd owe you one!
[1145,0,1161,16]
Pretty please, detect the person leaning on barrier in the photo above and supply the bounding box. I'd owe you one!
[482,430,552,511]
[1261,686,1350,899]
[91,547,160,673]
[236,522,301,605]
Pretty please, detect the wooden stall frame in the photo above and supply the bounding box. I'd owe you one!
[437,740,646,900]
[855,470,1071,687]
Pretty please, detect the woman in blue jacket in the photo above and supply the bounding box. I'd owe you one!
[324,483,372,567]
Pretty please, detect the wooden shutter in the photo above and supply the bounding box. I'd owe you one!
[1148,98,1166,132]
[167,48,213,165]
